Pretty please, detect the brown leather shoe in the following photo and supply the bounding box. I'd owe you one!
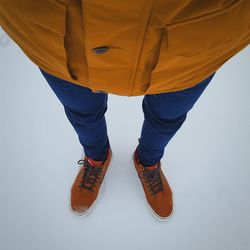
[133,145,173,220]
[70,146,112,216]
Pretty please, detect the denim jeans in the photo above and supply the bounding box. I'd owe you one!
[39,67,216,165]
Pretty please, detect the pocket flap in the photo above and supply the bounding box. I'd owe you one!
[166,0,250,57]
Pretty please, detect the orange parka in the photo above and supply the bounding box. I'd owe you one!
[0,0,249,96]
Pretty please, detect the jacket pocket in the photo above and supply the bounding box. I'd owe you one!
[166,0,250,57]
[12,0,76,80]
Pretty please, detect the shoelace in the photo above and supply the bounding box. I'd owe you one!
[141,166,164,195]
[135,145,164,195]
[77,159,103,192]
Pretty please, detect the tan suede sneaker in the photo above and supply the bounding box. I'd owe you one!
[133,146,173,221]
[70,146,112,216]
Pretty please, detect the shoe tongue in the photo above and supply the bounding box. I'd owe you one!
[143,163,159,170]
[87,158,104,167]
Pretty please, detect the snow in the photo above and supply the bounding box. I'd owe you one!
[0,29,250,250]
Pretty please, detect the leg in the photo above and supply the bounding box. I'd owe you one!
[138,72,216,166]
[39,68,110,161]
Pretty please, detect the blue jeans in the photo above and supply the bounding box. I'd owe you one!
[39,67,216,164]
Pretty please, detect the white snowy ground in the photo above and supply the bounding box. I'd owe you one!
[0,30,250,250]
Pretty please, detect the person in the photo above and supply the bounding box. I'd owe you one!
[39,67,216,220]
[0,0,249,221]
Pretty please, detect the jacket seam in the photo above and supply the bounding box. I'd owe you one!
[128,0,155,96]
[64,3,78,81]
[166,0,244,27]
[81,0,90,86]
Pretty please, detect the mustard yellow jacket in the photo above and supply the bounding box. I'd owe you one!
[0,0,249,96]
